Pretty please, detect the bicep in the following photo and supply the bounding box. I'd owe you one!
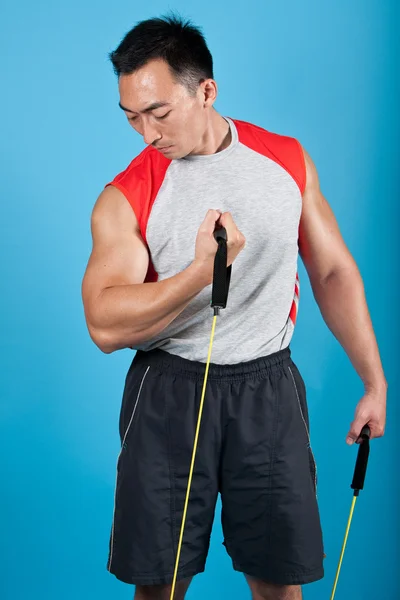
[82,186,149,325]
[298,147,356,283]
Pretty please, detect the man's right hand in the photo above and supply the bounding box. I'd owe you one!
[194,209,246,285]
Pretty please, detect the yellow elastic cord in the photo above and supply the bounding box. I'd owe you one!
[330,495,358,600]
[169,314,218,600]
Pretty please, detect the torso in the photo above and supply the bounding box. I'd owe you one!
[105,117,305,364]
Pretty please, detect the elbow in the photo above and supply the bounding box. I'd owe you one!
[318,261,361,287]
[88,324,145,354]
[88,325,119,354]
[83,304,146,353]
[84,305,124,353]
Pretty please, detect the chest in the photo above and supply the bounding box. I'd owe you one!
[146,153,302,279]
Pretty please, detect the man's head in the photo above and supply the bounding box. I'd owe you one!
[109,14,218,159]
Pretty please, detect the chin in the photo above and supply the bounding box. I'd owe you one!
[169,149,186,160]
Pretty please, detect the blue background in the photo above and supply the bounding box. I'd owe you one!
[1,1,399,599]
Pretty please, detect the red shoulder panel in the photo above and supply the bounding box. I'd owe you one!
[104,146,171,282]
[231,118,306,195]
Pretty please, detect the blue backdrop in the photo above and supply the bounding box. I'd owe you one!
[1,2,399,599]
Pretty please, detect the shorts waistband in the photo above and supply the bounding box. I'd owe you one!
[132,346,292,382]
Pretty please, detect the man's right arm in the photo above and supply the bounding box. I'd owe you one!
[81,186,212,354]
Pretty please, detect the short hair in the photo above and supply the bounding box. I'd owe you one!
[108,13,214,95]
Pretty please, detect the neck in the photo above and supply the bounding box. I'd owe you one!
[192,110,231,156]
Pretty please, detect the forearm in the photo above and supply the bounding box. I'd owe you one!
[91,260,211,353]
[311,266,387,391]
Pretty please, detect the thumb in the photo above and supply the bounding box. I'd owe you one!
[204,209,222,232]
[346,418,364,445]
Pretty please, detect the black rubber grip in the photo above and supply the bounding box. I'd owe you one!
[211,226,231,311]
[214,227,227,243]
[351,425,371,493]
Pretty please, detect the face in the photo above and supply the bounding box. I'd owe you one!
[118,58,216,159]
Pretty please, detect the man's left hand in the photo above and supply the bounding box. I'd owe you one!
[346,387,387,444]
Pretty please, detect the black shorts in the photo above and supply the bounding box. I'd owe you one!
[107,346,324,587]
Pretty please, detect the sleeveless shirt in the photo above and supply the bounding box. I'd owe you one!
[104,116,305,364]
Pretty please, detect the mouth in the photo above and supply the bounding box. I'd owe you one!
[157,145,174,153]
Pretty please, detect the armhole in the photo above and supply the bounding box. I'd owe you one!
[105,180,136,210]
[104,182,158,284]
[294,139,306,196]
[105,180,142,229]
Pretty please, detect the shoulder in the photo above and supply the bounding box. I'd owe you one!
[102,145,171,220]
[105,145,171,191]
[231,117,306,195]
[100,145,171,246]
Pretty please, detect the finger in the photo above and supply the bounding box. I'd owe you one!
[218,211,234,228]
[203,209,223,232]
[346,419,365,445]
[218,212,236,237]
[368,424,385,440]
[218,212,243,244]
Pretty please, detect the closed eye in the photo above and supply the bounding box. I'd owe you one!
[155,111,171,120]
[128,111,171,122]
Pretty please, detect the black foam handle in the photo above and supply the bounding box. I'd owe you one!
[211,227,231,311]
[351,425,371,493]
[214,227,227,243]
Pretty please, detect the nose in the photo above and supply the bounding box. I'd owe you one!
[142,120,161,146]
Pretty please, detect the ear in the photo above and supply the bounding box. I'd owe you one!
[200,78,218,107]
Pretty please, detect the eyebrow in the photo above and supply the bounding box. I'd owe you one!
[118,101,170,114]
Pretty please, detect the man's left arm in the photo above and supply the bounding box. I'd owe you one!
[298,145,388,444]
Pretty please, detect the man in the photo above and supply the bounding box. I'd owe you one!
[81,14,387,600]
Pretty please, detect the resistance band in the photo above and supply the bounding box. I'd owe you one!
[168,226,372,600]
[169,226,231,600]
[330,424,371,600]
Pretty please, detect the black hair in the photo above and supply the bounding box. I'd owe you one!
[108,13,214,95]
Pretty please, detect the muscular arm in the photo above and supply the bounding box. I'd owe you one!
[81,186,210,354]
[298,146,387,393]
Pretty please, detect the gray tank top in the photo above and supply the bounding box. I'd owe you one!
[105,116,305,364]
